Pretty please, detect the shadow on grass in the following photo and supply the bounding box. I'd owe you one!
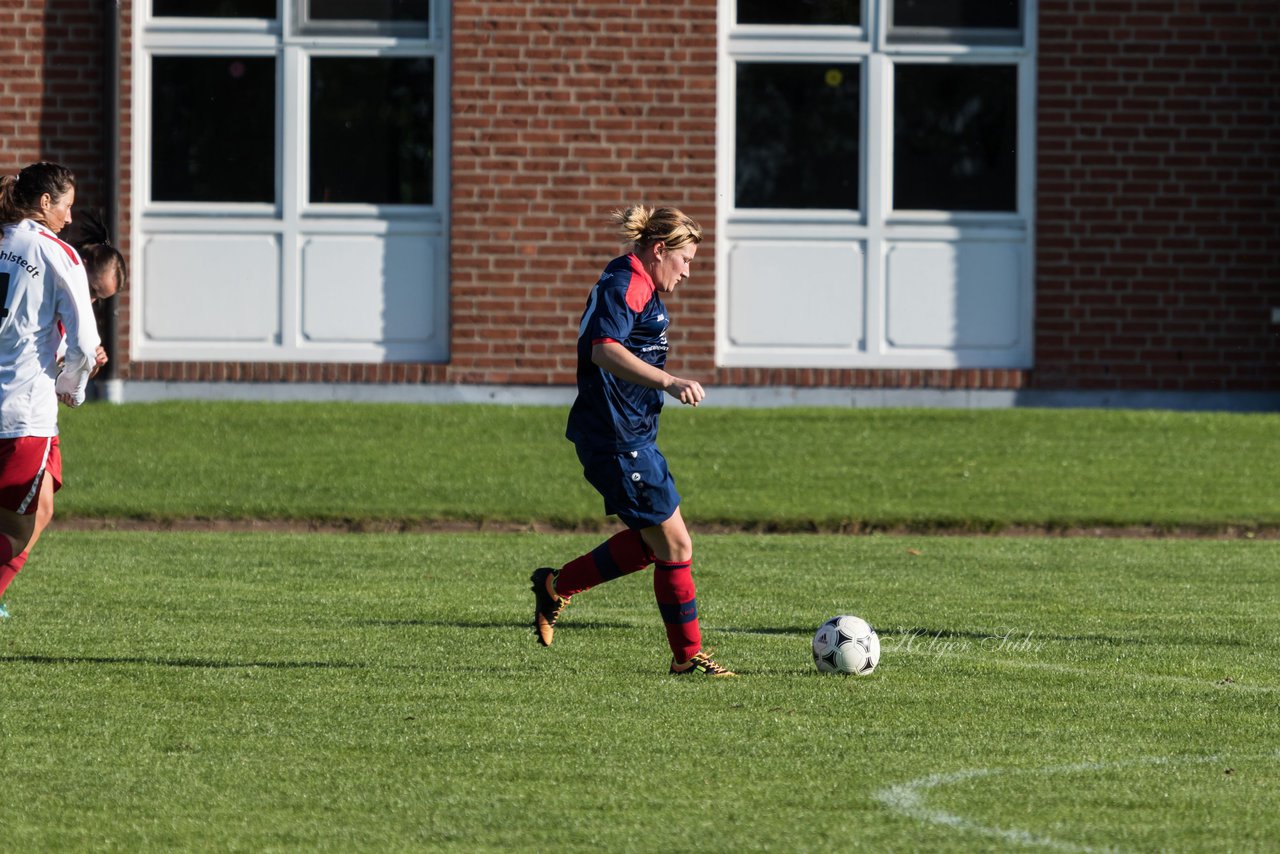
[361,618,640,632]
[0,653,365,670]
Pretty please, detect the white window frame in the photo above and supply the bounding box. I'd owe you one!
[133,0,451,363]
[716,0,1038,369]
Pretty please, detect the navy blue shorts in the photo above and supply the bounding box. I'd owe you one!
[576,445,681,530]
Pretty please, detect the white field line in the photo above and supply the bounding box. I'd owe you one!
[874,752,1280,853]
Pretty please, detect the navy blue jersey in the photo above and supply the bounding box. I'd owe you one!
[566,254,670,452]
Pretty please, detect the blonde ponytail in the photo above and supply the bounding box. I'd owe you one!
[611,205,703,251]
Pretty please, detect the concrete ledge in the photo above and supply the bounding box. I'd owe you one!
[101,380,1279,412]
[710,387,1280,412]
[1009,389,1280,413]
[101,380,577,406]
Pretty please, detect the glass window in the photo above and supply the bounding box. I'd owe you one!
[722,1,1034,370]
[893,64,1017,212]
[151,56,275,203]
[153,0,275,17]
[892,0,1019,29]
[309,57,435,205]
[309,0,428,23]
[737,0,859,26]
[735,63,860,210]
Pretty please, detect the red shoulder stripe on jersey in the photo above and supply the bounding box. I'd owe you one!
[624,254,655,313]
[38,229,81,266]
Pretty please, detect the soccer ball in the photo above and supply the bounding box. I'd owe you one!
[812,615,880,675]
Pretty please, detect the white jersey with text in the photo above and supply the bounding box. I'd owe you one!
[0,219,100,437]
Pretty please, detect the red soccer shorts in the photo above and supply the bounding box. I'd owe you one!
[0,436,62,515]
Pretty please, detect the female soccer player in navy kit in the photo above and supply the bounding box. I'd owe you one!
[531,205,734,676]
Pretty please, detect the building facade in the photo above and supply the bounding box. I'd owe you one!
[1,1,1276,408]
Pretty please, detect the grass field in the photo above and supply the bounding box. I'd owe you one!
[56,402,1280,532]
[2,402,1278,851]
[2,532,1276,851]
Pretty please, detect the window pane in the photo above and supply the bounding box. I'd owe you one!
[737,0,859,26]
[151,57,275,203]
[153,0,275,17]
[310,58,434,205]
[893,0,1019,29]
[893,64,1017,212]
[309,0,428,23]
[736,63,859,210]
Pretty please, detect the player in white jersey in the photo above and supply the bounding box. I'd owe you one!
[0,162,100,616]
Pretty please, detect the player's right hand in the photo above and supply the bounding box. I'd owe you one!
[668,377,706,407]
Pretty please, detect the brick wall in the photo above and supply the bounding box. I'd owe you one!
[451,1,1031,392]
[122,0,722,387]
[453,0,1276,394]
[450,0,720,385]
[1035,0,1279,391]
[0,2,106,227]
[9,1,1276,394]
[0,1,116,375]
